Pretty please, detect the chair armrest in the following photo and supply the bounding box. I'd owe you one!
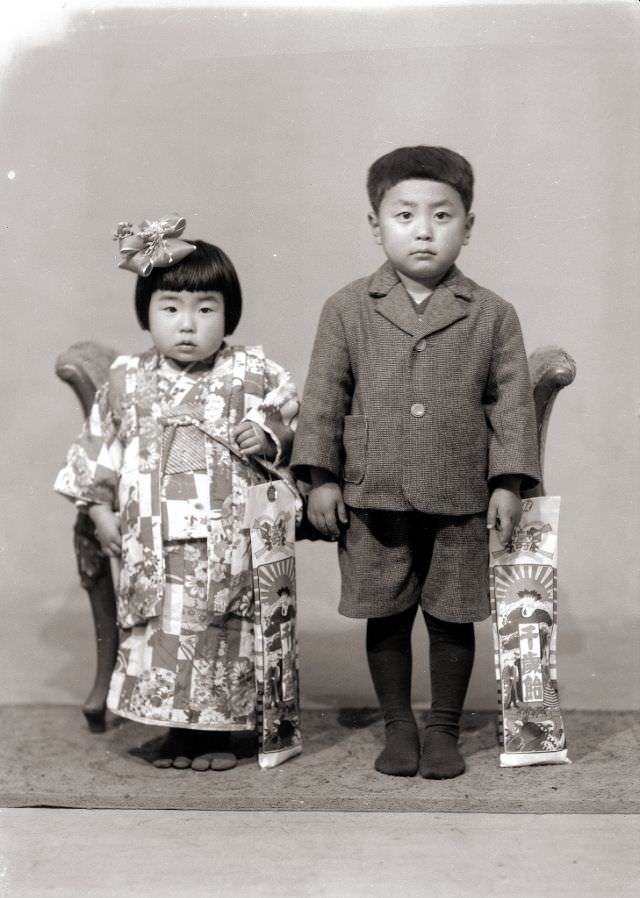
[526,345,576,497]
[55,341,118,417]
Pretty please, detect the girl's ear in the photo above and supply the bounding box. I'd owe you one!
[368,211,382,245]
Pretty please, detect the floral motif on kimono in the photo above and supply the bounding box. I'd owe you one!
[55,344,299,630]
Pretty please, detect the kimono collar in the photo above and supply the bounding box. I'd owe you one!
[368,260,473,338]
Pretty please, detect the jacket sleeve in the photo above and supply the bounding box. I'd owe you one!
[243,357,300,466]
[483,302,541,491]
[53,379,123,508]
[290,296,354,482]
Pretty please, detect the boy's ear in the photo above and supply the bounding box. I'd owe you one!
[463,211,475,245]
[368,211,382,245]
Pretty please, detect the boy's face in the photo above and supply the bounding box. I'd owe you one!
[148,289,226,364]
[368,179,474,289]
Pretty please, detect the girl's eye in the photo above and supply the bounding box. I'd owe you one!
[199,306,216,314]
[163,305,178,313]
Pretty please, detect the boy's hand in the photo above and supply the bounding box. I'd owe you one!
[308,483,348,540]
[233,421,275,458]
[88,504,122,557]
[487,487,522,547]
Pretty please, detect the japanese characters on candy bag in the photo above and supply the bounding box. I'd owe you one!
[243,469,303,769]
[489,496,570,767]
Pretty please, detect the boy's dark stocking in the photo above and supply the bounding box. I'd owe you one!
[420,612,475,779]
[366,604,420,776]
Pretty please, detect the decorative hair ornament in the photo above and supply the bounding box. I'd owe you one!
[113,214,196,277]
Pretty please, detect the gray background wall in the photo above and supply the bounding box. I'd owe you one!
[2,2,638,712]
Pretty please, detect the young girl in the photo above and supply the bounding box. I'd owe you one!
[55,215,300,771]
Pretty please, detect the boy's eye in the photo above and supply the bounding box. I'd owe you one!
[435,211,451,221]
[396,211,412,221]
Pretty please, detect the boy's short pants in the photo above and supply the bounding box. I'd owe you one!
[337,507,490,623]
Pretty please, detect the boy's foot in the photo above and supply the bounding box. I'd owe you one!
[374,720,419,777]
[419,729,465,779]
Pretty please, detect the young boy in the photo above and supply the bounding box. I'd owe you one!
[291,146,540,779]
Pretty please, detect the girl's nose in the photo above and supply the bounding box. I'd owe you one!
[179,314,196,332]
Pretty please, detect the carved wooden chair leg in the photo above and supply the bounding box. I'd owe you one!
[74,512,119,732]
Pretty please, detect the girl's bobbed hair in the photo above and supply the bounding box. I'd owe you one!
[135,240,242,334]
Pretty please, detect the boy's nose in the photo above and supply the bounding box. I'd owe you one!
[415,219,433,239]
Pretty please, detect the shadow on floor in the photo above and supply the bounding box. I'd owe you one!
[1,704,638,813]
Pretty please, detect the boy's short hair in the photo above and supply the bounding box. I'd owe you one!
[135,239,242,334]
[367,146,474,213]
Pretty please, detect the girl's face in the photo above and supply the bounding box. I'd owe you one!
[148,289,226,364]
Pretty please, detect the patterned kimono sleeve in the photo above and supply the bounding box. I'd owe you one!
[53,381,123,508]
[243,357,299,466]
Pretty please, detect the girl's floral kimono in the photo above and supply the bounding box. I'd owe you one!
[55,344,299,732]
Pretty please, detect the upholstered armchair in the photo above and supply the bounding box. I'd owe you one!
[55,341,576,731]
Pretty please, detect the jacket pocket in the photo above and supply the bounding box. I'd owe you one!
[342,415,367,484]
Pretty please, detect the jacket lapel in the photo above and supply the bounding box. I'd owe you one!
[369,261,473,339]
[369,261,418,336]
[373,283,420,336]
[417,284,469,338]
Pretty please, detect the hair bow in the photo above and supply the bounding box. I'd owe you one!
[113,214,196,277]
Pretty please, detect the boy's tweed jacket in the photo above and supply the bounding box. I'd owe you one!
[291,261,540,515]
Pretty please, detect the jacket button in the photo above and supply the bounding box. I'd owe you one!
[410,402,425,418]
[414,338,427,352]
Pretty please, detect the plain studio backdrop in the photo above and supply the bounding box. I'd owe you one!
[1,1,638,715]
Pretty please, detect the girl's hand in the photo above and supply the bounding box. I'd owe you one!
[233,421,275,458]
[487,487,522,547]
[88,504,122,557]
[308,483,348,540]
